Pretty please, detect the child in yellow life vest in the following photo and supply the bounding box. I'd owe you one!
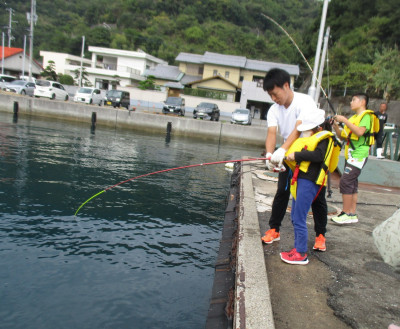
[280,109,340,265]
[331,92,378,224]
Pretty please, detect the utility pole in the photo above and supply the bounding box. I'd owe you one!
[27,0,37,82]
[315,26,330,104]
[1,32,4,74]
[79,35,85,87]
[308,0,329,102]
[6,7,15,47]
[22,35,27,78]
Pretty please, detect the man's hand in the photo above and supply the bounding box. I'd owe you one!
[265,152,275,170]
[271,148,286,167]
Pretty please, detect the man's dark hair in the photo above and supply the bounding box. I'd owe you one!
[352,92,369,107]
[263,68,291,92]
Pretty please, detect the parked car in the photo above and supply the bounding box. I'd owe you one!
[162,96,185,116]
[104,90,130,109]
[19,75,37,83]
[74,87,103,105]
[3,80,36,96]
[0,74,16,90]
[193,102,220,121]
[34,80,69,100]
[231,108,252,125]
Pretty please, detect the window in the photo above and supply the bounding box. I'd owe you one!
[198,67,204,75]
[253,76,264,88]
[213,70,218,76]
[225,71,230,79]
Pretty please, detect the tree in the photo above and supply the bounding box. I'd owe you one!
[138,75,160,90]
[369,46,400,101]
[73,67,91,87]
[59,74,75,85]
[41,61,58,81]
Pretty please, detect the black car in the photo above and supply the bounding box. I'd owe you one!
[104,90,130,109]
[193,102,220,121]
[162,97,185,116]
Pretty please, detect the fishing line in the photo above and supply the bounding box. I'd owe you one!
[261,13,337,115]
[74,157,268,216]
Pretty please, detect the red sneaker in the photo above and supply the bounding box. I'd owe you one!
[261,228,280,244]
[280,248,309,265]
[313,234,326,252]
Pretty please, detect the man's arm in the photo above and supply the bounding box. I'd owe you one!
[270,120,301,166]
[265,126,277,154]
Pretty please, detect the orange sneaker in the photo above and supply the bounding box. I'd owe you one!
[313,234,326,251]
[261,228,280,244]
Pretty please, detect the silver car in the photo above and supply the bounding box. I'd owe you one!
[74,87,103,105]
[4,80,36,96]
[231,108,252,125]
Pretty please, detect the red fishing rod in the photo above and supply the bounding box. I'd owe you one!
[74,157,271,216]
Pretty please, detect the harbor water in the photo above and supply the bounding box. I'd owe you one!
[0,113,262,329]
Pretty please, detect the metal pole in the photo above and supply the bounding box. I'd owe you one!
[7,8,13,47]
[28,0,35,82]
[308,0,329,101]
[315,26,330,104]
[1,33,4,75]
[22,35,26,78]
[79,35,85,87]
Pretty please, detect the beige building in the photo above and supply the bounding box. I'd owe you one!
[175,52,299,117]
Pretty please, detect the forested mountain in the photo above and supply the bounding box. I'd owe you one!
[2,0,400,100]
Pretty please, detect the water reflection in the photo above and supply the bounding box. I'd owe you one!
[0,113,261,329]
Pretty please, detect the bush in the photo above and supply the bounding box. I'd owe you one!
[59,74,75,85]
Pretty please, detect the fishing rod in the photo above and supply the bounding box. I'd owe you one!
[261,13,337,116]
[74,157,269,216]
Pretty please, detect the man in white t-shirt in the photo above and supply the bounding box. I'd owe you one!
[261,68,328,252]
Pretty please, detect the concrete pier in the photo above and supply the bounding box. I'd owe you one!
[0,93,270,146]
[226,159,400,329]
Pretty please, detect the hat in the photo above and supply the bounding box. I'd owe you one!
[297,109,326,132]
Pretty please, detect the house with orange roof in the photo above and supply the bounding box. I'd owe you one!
[0,47,42,79]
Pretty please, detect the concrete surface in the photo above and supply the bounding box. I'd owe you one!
[234,159,275,329]
[249,162,400,329]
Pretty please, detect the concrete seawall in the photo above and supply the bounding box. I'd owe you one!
[0,93,269,146]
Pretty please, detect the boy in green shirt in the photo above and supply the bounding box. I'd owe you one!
[331,93,372,224]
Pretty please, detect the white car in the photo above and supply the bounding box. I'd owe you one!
[0,74,16,90]
[4,80,36,96]
[34,80,69,101]
[231,108,252,125]
[74,87,103,105]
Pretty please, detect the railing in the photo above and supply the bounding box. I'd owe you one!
[184,87,228,100]
[100,63,141,76]
[382,128,400,161]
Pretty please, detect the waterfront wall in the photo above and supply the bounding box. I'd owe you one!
[0,92,269,146]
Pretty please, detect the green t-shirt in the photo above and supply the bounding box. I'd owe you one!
[348,113,371,160]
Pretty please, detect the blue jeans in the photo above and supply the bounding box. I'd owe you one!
[291,178,320,253]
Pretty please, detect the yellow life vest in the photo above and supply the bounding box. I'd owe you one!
[341,110,380,146]
[284,130,341,200]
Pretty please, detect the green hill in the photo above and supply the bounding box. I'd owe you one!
[3,0,400,99]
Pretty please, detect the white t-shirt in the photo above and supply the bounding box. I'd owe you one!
[267,91,317,141]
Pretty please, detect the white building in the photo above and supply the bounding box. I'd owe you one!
[40,47,167,90]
